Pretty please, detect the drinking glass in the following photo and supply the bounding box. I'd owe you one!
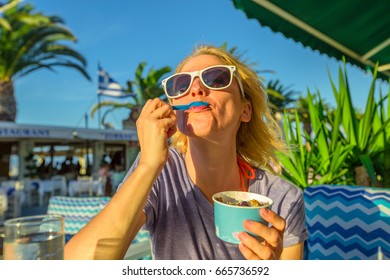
[3,214,64,260]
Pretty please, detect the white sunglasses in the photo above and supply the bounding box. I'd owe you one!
[162,65,245,99]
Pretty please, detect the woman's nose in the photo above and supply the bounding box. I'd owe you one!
[190,77,207,97]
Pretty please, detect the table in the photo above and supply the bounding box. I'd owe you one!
[68,180,104,197]
[37,180,56,206]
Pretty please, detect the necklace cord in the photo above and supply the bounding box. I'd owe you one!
[237,156,256,192]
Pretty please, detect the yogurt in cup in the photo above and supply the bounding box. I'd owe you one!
[212,191,273,244]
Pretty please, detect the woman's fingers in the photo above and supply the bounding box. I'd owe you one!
[136,98,177,168]
[259,208,285,248]
[238,209,285,260]
[238,223,276,260]
[238,232,268,260]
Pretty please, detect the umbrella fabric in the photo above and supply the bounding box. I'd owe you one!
[232,0,390,80]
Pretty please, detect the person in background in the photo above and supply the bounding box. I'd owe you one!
[65,45,308,260]
[98,160,110,178]
[98,160,112,196]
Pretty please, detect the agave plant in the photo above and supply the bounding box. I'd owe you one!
[277,91,355,189]
[278,62,389,189]
[90,62,171,127]
[328,63,390,187]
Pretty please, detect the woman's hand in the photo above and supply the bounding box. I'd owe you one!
[238,208,285,260]
[136,98,177,170]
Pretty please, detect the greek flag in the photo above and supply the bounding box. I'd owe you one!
[98,64,134,98]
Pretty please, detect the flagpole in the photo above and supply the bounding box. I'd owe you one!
[98,94,101,130]
[98,63,135,130]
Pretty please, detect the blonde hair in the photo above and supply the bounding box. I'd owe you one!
[170,45,287,174]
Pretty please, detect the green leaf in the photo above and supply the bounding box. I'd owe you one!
[0,18,12,30]
[359,154,377,186]
[358,64,377,150]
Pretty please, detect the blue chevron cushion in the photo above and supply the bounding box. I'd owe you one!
[47,196,111,243]
[304,185,390,260]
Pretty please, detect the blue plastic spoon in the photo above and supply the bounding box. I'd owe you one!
[172,101,209,111]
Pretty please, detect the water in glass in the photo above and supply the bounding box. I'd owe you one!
[4,232,64,260]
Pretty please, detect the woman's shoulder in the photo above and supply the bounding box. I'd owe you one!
[252,168,303,199]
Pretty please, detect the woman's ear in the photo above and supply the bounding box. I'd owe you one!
[240,101,252,123]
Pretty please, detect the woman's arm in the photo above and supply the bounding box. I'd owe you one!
[279,242,304,260]
[65,99,177,259]
[64,163,157,259]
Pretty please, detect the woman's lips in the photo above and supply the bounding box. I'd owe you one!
[187,105,210,112]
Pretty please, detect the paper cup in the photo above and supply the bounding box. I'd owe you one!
[212,191,273,244]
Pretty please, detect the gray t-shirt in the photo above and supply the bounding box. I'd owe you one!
[123,148,308,260]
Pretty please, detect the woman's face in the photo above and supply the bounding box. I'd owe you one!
[173,55,251,140]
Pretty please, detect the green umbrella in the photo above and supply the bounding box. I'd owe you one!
[232,0,390,80]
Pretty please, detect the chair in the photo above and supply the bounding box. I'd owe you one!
[51,176,67,196]
[3,189,22,220]
[23,178,40,207]
[68,178,93,197]
[0,180,23,219]
[91,174,107,196]
[47,196,111,243]
[47,196,152,259]
[304,184,390,260]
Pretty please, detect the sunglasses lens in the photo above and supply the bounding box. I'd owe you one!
[166,74,191,97]
[202,67,231,89]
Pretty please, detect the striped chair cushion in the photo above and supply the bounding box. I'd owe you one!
[304,185,390,260]
[47,196,152,259]
[47,196,111,243]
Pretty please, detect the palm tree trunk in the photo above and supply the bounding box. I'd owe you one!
[0,142,12,178]
[0,80,16,178]
[0,79,17,121]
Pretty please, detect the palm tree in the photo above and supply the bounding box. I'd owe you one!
[0,2,90,178]
[0,2,90,121]
[266,79,299,115]
[220,42,275,79]
[90,62,171,128]
[220,43,301,119]
[0,0,20,30]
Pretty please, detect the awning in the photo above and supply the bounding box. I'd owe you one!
[0,121,138,142]
[232,0,390,81]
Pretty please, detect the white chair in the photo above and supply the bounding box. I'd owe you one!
[68,177,93,197]
[37,179,57,206]
[92,175,106,196]
[3,189,22,219]
[23,179,40,207]
[51,176,67,196]
[0,180,24,218]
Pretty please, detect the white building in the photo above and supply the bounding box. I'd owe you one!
[0,121,139,179]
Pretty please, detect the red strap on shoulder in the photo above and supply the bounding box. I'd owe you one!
[237,156,256,192]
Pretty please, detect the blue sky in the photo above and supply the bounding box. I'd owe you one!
[13,0,389,129]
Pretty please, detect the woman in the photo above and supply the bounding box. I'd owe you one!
[65,45,308,260]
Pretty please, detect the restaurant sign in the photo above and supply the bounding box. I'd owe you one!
[0,127,50,138]
[0,122,137,141]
